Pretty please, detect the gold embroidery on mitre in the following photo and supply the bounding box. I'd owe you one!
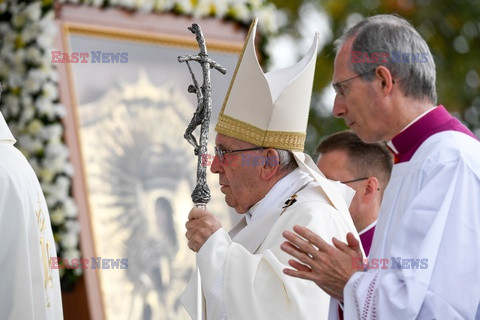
[216,114,305,151]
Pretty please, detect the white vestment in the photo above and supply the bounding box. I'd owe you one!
[0,112,63,319]
[182,168,360,320]
[342,131,480,319]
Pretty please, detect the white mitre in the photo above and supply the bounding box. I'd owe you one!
[216,18,316,151]
[215,18,354,211]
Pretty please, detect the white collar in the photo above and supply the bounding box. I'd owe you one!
[0,112,16,143]
[246,168,312,225]
[358,220,377,235]
[386,107,436,152]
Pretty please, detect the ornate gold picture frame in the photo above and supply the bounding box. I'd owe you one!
[55,4,245,319]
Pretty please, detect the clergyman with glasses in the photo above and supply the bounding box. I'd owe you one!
[181,19,360,320]
[281,14,480,319]
[315,130,393,257]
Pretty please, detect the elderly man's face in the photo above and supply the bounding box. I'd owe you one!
[211,133,264,213]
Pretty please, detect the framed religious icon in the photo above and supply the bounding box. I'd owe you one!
[55,4,246,319]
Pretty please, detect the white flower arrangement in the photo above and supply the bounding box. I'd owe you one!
[1,0,280,287]
[57,0,281,34]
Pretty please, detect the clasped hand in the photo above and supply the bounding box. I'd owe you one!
[280,225,364,301]
[185,207,222,252]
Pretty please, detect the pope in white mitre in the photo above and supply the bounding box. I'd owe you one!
[181,19,362,320]
[0,88,63,319]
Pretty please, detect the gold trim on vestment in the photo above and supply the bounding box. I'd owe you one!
[215,114,305,151]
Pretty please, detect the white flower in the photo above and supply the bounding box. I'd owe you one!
[63,198,78,218]
[212,0,228,17]
[45,142,69,163]
[19,95,35,123]
[65,220,81,235]
[26,119,43,135]
[154,0,175,11]
[42,81,59,100]
[193,0,211,17]
[136,0,155,12]
[231,3,250,23]
[37,11,57,49]
[25,46,43,64]
[25,2,42,21]
[12,12,27,28]
[63,162,75,177]
[12,49,27,75]
[62,248,81,262]
[24,74,42,95]
[0,22,10,34]
[0,3,7,14]
[45,124,63,140]
[53,103,67,118]
[3,32,18,54]
[21,22,41,44]
[4,94,20,117]
[174,0,193,14]
[36,96,56,118]
[17,135,43,154]
[50,208,67,226]
[254,3,279,34]
[7,71,23,89]
[248,0,263,9]
[61,231,79,248]
[39,167,56,187]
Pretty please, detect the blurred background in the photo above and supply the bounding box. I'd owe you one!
[0,0,479,319]
[266,0,480,154]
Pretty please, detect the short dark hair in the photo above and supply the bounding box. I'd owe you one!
[316,130,393,191]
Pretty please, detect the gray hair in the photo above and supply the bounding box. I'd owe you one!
[334,14,437,104]
[275,149,298,172]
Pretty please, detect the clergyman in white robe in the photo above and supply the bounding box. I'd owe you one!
[0,112,64,319]
[341,106,480,319]
[182,168,361,320]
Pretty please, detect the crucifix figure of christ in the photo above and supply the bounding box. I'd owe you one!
[179,23,226,207]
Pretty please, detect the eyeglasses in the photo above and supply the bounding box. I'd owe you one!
[214,146,265,163]
[332,69,376,97]
[340,177,368,184]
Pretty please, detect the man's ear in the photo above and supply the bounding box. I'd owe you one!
[364,177,379,201]
[260,148,280,180]
[375,66,394,96]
